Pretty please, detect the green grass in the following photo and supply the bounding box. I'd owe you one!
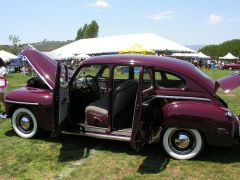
[0,70,240,179]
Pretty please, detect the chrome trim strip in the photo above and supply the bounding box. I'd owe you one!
[63,131,130,141]
[82,124,108,130]
[111,128,132,136]
[83,132,130,141]
[5,100,39,105]
[156,95,211,101]
[24,55,54,90]
[236,116,240,137]
[143,95,211,105]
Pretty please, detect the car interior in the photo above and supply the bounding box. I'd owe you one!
[69,65,141,131]
[25,64,158,132]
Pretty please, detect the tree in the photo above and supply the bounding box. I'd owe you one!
[8,34,21,54]
[199,39,240,59]
[85,20,99,38]
[75,20,99,40]
[76,24,88,40]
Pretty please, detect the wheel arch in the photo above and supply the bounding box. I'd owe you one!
[8,104,43,131]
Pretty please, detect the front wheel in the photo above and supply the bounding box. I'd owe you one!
[163,128,203,160]
[12,108,39,138]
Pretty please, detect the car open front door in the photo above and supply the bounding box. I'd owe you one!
[130,67,157,150]
[52,62,69,136]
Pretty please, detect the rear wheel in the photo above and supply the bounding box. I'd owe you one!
[163,128,203,160]
[229,67,233,70]
[12,108,39,138]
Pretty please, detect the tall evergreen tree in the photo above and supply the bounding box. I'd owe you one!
[75,20,99,40]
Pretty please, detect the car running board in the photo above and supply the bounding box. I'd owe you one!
[62,124,132,141]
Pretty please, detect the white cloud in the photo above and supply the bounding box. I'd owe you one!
[89,0,109,8]
[208,14,223,24]
[147,11,175,20]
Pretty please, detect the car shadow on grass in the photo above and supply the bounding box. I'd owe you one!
[49,134,170,174]
[5,130,169,174]
[197,145,240,163]
[5,130,240,174]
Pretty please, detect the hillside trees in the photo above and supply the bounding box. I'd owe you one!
[200,39,240,59]
[75,20,99,40]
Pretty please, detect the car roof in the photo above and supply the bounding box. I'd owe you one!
[81,54,193,73]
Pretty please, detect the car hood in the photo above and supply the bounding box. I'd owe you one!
[215,71,240,93]
[21,48,73,90]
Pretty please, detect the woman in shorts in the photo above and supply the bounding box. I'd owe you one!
[0,58,7,118]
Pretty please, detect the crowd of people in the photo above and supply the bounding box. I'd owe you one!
[191,59,224,69]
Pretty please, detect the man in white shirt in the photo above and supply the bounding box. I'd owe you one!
[207,59,211,69]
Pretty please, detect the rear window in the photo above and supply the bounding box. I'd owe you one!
[194,67,210,79]
[155,71,186,89]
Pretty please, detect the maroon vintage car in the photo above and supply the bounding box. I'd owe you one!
[5,48,240,160]
[223,61,240,70]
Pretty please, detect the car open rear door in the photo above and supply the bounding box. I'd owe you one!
[130,67,157,150]
[52,62,69,136]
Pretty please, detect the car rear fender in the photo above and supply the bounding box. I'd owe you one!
[161,101,238,146]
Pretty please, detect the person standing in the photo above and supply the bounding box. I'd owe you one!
[0,58,7,118]
[207,59,211,69]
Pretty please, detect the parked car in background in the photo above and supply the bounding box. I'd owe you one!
[5,48,240,160]
[223,61,240,70]
[210,60,219,69]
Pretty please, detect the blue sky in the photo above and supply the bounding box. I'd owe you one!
[1,0,240,45]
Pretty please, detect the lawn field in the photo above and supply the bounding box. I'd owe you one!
[0,70,240,180]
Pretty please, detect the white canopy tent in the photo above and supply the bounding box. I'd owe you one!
[52,33,195,55]
[75,53,90,60]
[197,52,210,59]
[42,51,59,60]
[0,50,17,62]
[171,52,210,59]
[57,52,76,60]
[219,52,238,60]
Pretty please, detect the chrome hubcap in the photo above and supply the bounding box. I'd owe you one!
[168,129,196,155]
[20,117,31,130]
[16,113,33,133]
[174,134,190,149]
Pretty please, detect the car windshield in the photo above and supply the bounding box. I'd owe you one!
[78,65,101,78]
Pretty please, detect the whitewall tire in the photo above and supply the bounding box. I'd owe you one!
[163,128,203,160]
[12,108,39,138]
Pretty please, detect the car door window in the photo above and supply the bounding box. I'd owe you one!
[101,67,110,78]
[143,68,152,90]
[155,71,186,89]
[113,66,129,80]
[78,65,101,78]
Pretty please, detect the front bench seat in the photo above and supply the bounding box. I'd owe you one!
[85,79,138,128]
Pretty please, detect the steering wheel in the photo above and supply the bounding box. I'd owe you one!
[85,75,98,92]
